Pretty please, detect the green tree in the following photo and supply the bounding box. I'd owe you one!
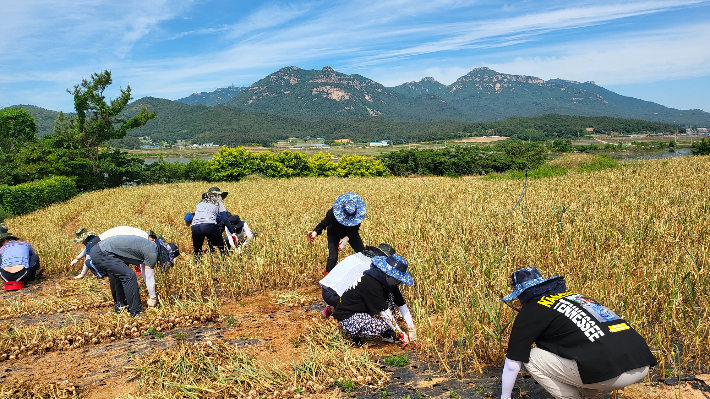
[0,107,37,153]
[69,70,155,163]
[691,138,710,156]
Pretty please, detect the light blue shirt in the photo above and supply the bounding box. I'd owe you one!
[0,241,34,269]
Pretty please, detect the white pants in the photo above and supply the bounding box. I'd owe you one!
[525,347,649,399]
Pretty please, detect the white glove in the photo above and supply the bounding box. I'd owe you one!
[338,236,349,251]
[406,328,417,346]
[70,259,78,267]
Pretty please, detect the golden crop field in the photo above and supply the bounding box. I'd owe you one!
[1,154,709,398]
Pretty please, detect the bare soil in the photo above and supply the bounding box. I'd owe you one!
[1,277,708,399]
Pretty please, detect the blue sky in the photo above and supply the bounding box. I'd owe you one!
[2,0,709,113]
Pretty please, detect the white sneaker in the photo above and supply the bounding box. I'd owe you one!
[147,297,158,307]
[73,273,86,279]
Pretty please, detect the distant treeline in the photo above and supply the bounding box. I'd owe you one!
[377,141,549,177]
[21,98,683,147]
[112,98,682,147]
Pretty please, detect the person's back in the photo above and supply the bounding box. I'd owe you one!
[0,240,32,269]
[100,226,149,240]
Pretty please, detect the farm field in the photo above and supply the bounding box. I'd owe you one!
[1,155,710,398]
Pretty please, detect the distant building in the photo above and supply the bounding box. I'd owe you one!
[335,139,353,144]
[369,140,390,147]
[289,143,330,150]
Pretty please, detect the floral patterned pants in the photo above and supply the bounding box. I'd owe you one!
[339,293,400,338]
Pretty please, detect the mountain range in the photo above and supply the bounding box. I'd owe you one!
[17,66,710,141]
[178,66,710,125]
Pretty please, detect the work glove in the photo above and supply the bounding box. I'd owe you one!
[402,328,417,346]
[70,259,78,267]
[308,231,317,243]
[338,236,349,251]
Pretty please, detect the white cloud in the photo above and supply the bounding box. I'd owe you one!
[485,23,710,85]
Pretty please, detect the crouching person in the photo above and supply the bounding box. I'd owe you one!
[0,231,41,283]
[90,235,177,316]
[333,254,417,347]
[499,267,657,399]
[319,243,395,318]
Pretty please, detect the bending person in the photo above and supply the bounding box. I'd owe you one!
[319,243,395,316]
[499,267,657,399]
[74,226,177,308]
[309,192,366,274]
[220,213,255,252]
[191,187,235,260]
[90,235,177,316]
[334,254,417,346]
[0,230,41,283]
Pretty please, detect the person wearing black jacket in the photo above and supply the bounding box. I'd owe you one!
[309,192,366,273]
[499,267,657,399]
[333,254,416,346]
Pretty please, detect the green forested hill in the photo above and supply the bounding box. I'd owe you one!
[13,65,705,143]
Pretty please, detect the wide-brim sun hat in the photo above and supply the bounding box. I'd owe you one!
[371,254,413,286]
[72,228,95,243]
[332,192,366,227]
[501,267,564,303]
[208,187,228,199]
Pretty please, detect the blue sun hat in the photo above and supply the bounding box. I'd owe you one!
[332,192,366,227]
[501,267,565,303]
[371,254,413,286]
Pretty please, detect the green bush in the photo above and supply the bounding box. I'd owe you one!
[0,176,77,215]
[577,155,619,172]
[205,146,389,180]
[0,205,11,222]
[692,138,710,156]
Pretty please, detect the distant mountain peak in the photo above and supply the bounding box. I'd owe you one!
[421,77,438,83]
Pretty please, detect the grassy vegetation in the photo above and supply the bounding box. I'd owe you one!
[1,154,709,396]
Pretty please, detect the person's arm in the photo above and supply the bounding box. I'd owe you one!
[71,248,87,266]
[238,222,254,249]
[398,304,415,329]
[225,226,236,247]
[500,358,522,399]
[313,208,335,235]
[142,242,159,269]
[220,211,235,235]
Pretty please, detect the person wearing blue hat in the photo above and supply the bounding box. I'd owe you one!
[499,267,657,399]
[309,192,367,274]
[319,243,395,318]
[333,254,417,347]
